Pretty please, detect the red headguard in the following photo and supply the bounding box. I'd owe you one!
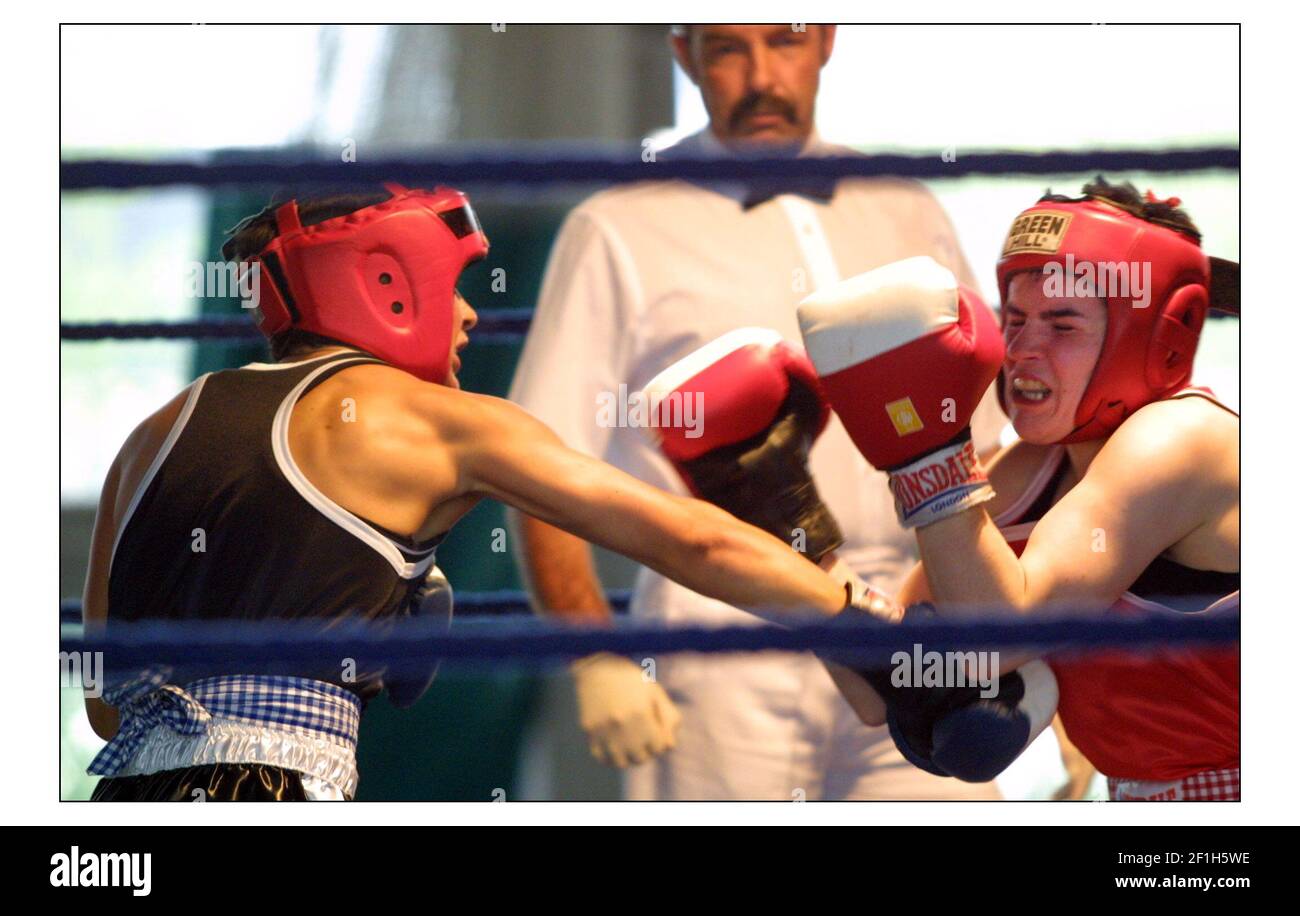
[247,183,488,383]
[996,195,1210,443]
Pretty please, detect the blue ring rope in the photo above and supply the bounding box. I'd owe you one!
[60,310,533,343]
[61,146,1239,192]
[59,590,633,626]
[59,306,1237,344]
[61,610,1239,673]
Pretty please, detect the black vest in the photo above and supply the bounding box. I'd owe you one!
[107,351,443,699]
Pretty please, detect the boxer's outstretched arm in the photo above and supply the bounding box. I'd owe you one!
[442,391,846,622]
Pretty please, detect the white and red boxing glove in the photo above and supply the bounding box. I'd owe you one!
[797,256,1004,528]
[644,328,844,564]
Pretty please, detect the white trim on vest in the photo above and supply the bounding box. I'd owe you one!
[271,357,437,579]
[111,374,211,566]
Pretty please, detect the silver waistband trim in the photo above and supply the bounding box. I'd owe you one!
[116,718,358,798]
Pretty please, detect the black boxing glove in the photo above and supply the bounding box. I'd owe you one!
[839,603,1059,781]
[926,660,1059,782]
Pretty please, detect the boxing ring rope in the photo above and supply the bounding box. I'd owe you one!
[61,610,1240,674]
[61,145,1239,191]
[59,591,632,625]
[60,142,1241,667]
[59,144,1239,343]
[60,310,534,344]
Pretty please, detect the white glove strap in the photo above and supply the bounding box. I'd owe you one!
[887,435,994,528]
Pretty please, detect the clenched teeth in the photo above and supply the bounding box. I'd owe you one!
[1012,377,1051,401]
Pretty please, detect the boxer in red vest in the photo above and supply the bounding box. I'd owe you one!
[796,177,1239,800]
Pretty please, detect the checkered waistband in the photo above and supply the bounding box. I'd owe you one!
[89,670,362,778]
[1108,767,1240,801]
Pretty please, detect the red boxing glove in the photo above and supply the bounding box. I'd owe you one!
[797,257,1004,528]
[644,328,844,563]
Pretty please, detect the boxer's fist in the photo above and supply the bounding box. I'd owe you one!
[882,659,1059,783]
[797,257,1004,527]
[645,328,843,563]
[927,660,1059,782]
[797,256,1003,468]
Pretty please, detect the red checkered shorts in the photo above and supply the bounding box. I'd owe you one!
[1108,767,1240,801]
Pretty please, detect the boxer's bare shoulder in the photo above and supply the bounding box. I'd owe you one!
[289,360,477,540]
[1110,394,1237,471]
[1090,395,1237,507]
[1095,395,1238,570]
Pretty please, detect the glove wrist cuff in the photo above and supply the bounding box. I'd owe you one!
[886,432,993,528]
[836,573,904,624]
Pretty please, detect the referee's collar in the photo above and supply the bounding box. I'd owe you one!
[663,128,848,207]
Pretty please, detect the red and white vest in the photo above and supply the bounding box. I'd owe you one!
[993,388,1239,783]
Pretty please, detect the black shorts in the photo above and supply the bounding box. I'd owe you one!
[91,764,308,801]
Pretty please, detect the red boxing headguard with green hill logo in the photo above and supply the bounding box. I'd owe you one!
[246,183,488,383]
[996,195,1210,443]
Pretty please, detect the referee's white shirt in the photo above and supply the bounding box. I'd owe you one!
[509,129,1005,799]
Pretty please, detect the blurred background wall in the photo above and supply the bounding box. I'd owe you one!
[60,23,1239,800]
